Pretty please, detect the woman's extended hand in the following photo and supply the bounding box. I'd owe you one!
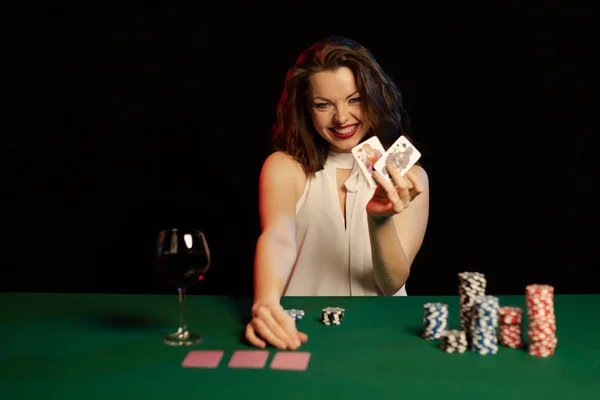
[366,164,425,217]
[245,301,308,350]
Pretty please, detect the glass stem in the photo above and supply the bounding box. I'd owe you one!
[178,287,188,335]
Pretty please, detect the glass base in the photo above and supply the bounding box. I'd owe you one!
[162,328,203,346]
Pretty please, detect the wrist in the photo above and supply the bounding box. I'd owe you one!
[253,288,281,309]
[367,214,394,228]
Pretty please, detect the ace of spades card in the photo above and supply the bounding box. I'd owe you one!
[374,135,421,184]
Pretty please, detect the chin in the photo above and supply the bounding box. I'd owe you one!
[331,139,360,152]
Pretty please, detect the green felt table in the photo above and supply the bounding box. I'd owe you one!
[0,293,598,399]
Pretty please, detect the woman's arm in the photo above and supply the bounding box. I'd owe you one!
[368,165,430,295]
[253,151,305,304]
[245,151,308,350]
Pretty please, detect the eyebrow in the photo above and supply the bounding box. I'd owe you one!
[313,91,359,102]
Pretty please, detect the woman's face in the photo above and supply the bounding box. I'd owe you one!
[308,67,370,153]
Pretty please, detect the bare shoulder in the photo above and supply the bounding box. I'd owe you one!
[259,151,307,204]
[262,151,303,173]
[411,164,429,190]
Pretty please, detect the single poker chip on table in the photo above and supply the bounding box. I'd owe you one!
[320,307,344,325]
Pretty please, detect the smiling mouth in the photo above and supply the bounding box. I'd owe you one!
[329,124,359,138]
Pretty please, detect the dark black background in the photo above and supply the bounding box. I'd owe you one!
[5,3,597,297]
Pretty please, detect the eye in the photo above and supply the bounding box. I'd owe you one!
[315,103,330,110]
[350,97,361,103]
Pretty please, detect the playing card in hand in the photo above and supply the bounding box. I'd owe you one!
[351,136,386,188]
[374,135,421,184]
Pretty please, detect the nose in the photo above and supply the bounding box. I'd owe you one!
[333,106,350,125]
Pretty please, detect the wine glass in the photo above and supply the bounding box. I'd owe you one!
[156,228,211,346]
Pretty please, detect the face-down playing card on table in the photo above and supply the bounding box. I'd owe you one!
[228,350,270,368]
[181,350,224,368]
[270,351,311,371]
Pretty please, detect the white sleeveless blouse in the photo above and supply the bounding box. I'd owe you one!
[280,151,408,296]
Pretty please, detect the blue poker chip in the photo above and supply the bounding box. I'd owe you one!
[468,296,500,354]
[422,303,449,340]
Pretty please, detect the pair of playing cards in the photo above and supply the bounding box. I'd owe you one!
[351,135,421,187]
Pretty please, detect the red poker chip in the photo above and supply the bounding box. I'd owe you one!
[525,284,555,296]
[499,328,520,334]
[529,319,557,333]
[499,322,523,348]
[529,314,556,323]
[528,347,555,357]
[500,333,522,340]
[527,308,555,319]
[500,323,522,330]
[500,317,521,325]
[527,302,554,311]
[499,331,522,339]
[500,339,523,348]
[528,339,557,357]
[500,328,522,336]
[526,300,554,309]
[528,335,558,348]
[500,322,521,327]
[526,296,554,303]
[535,335,559,347]
[526,298,554,306]
[526,289,554,308]
[499,306,523,324]
[528,330,556,342]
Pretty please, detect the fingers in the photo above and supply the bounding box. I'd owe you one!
[245,323,266,349]
[387,165,424,207]
[252,318,288,349]
[373,170,408,213]
[372,171,396,196]
[256,305,300,349]
[249,304,303,350]
[297,331,309,342]
[396,181,411,210]
[271,306,302,347]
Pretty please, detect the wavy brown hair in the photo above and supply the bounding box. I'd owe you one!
[272,36,411,176]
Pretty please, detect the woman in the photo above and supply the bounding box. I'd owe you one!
[245,36,430,350]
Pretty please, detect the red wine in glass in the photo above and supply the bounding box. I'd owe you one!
[156,253,209,289]
[156,228,210,346]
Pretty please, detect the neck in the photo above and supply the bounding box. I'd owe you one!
[327,149,355,169]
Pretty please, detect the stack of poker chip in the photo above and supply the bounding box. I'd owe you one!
[422,302,448,340]
[526,284,557,357]
[286,309,305,321]
[458,272,487,343]
[498,306,523,348]
[320,307,344,325]
[470,295,499,355]
[440,330,468,353]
